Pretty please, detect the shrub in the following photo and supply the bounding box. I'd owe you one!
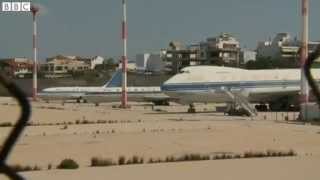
[91,157,114,167]
[118,156,126,165]
[0,122,13,127]
[47,163,52,170]
[244,151,254,158]
[181,154,190,161]
[126,155,144,164]
[10,164,41,172]
[139,157,144,164]
[57,159,79,169]
[220,153,228,159]
[97,120,107,124]
[155,158,163,163]
[126,159,132,165]
[287,149,297,156]
[10,165,31,172]
[189,154,202,161]
[254,151,267,158]
[201,155,210,160]
[131,156,140,164]
[148,158,154,164]
[266,150,274,157]
[82,120,90,124]
[233,154,242,159]
[33,165,41,171]
[165,156,175,162]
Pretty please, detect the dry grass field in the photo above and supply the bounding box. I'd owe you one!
[0,97,319,180]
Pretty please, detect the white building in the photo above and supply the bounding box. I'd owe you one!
[256,33,320,61]
[146,54,165,73]
[136,53,150,71]
[240,49,257,64]
[200,33,241,66]
[89,56,104,69]
[42,55,90,77]
[256,33,299,60]
[0,58,34,78]
[78,56,104,70]
[118,60,136,71]
[135,53,165,73]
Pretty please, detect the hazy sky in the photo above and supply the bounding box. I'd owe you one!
[0,0,319,61]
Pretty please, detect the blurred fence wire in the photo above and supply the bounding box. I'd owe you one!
[0,74,31,180]
[304,45,320,105]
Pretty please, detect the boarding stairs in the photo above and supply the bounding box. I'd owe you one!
[224,90,258,117]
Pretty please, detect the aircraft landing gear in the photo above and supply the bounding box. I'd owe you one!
[255,104,268,112]
[188,104,196,113]
[153,101,170,106]
[268,96,299,112]
[225,103,251,117]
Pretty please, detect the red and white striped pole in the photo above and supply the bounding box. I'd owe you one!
[121,0,128,108]
[31,5,39,101]
[300,0,309,120]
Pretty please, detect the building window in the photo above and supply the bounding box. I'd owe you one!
[210,52,219,58]
[55,66,63,71]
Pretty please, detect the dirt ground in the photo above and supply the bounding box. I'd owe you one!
[0,97,319,180]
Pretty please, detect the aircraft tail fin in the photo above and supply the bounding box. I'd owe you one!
[103,70,122,87]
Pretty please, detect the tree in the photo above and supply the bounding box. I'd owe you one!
[245,57,299,69]
[95,58,117,71]
[105,58,115,66]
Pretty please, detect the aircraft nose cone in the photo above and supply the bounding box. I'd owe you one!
[160,83,170,92]
[160,84,166,91]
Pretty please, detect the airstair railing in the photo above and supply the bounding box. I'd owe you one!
[224,89,257,116]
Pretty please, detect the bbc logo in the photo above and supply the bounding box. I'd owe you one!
[1,2,31,12]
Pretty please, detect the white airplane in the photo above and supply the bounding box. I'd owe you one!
[39,70,171,105]
[161,66,320,116]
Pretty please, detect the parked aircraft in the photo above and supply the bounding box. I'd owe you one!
[161,66,320,116]
[39,70,171,105]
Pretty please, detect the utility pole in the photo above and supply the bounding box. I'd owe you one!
[31,5,39,101]
[300,0,309,120]
[121,0,128,108]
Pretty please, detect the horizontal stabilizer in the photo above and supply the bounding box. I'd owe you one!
[103,70,122,88]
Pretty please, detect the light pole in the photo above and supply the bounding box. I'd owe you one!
[31,5,39,101]
[121,0,128,108]
[300,0,309,120]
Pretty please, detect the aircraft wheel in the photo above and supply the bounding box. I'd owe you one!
[188,104,196,113]
[269,102,287,111]
[255,104,268,112]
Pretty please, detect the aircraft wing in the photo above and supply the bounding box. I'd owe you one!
[38,92,85,101]
[142,94,177,102]
[248,88,300,103]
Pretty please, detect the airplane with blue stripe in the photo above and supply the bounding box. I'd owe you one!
[39,70,170,105]
[161,66,320,113]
